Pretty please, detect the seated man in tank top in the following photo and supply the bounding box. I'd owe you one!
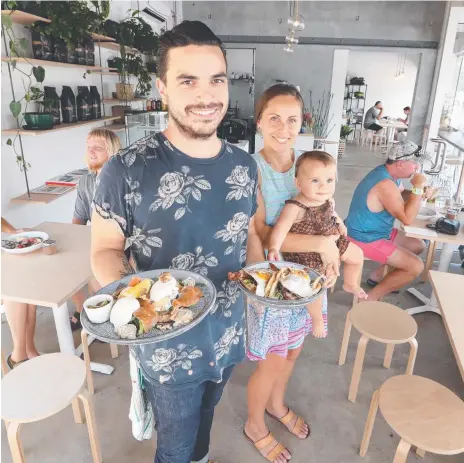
[345,141,434,301]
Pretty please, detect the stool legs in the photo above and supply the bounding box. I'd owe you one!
[7,422,25,463]
[338,311,352,366]
[78,389,102,463]
[383,344,395,369]
[349,334,369,403]
[416,447,426,458]
[359,389,379,457]
[406,338,418,375]
[81,330,95,394]
[72,397,85,424]
[393,438,412,463]
[421,241,436,282]
[110,343,119,359]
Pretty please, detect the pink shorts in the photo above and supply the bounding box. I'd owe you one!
[348,228,399,265]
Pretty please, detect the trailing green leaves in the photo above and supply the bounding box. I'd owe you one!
[9,101,21,118]
[32,66,45,83]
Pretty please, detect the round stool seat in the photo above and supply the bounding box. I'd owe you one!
[379,375,464,455]
[1,353,86,423]
[351,302,417,343]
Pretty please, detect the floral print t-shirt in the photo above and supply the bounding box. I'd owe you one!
[93,132,258,390]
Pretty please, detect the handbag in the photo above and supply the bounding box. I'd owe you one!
[426,217,460,235]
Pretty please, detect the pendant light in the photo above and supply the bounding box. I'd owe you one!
[284,43,295,53]
[288,0,305,31]
[285,29,299,45]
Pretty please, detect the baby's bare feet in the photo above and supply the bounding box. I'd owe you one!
[311,318,327,338]
[343,284,368,300]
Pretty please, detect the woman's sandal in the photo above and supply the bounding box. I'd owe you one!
[266,408,310,439]
[243,429,291,462]
[6,355,28,370]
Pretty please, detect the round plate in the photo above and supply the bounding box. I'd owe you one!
[238,261,326,309]
[80,269,217,345]
[1,231,49,254]
[416,206,436,221]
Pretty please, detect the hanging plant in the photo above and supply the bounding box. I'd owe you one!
[1,12,49,171]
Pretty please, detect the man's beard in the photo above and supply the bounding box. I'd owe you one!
[169,103,225,140]
[87,159,106,172]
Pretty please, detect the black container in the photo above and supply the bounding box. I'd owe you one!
[61,86,77,123]
[31,31,43,60]
[41,34,54,61]
[146,61,157,73]
[44,86,61,125]
[76,86,91,121]
[75,42,86,66]
[89,86,102,120]
[53,39,67,63]
[84,39,95,66]
[156,99,162,111]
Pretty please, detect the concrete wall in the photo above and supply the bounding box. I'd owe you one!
[1,0,176,228]
[347,51,420,119]
[182,1,445,43]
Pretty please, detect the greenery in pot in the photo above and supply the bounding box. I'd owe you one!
[1,12,49,171]
[340,124,353,140]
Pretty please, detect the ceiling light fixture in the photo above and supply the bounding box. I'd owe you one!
[284,43,295,53]
[288,0,305,31]
[285,29,299,45]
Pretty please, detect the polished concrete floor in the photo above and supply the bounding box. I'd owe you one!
[2,144,463,463]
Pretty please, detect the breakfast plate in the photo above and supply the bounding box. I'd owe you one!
[80,269,216,345]
[1,231,49,254]
[229,261,327,309]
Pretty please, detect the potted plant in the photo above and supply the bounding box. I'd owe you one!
[339,124,353,158]
[300,110,313,134]
[309,91,335,149]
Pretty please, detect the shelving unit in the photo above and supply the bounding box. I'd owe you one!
[1,116,120,136]
[103,98,146,104]
[1,56,116,71]
[1,9,50,25]
[11,188,76,204]
[343,83,368,142]
[94,41,138,54]
[106,124,126,133]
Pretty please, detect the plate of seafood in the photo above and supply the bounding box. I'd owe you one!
[80,270,216,345]
[228,261,327,308]
[1,231,49,254]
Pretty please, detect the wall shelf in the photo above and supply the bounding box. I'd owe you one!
[95,41,138,54]
[90,33,116,43]
[107,124,126,132]
[11,188,76,204]
[1,10,50,25]
[1,57,116,72]
[2,116,121,136]
[102,98,146,104]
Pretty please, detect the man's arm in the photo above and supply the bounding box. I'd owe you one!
[376,108,384,120]
[72,217,87,225]
[91,211,134,286]
[376,174,426,226]
[246,216,266,265]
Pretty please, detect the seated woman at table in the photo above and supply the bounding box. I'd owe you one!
[70,128,122,330]
[1,218,39,369]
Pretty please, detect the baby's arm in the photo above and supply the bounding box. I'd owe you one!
[330,199,347,236]
[268,203,301,260]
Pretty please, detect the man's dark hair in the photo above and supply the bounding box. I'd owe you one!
[157,20,226,82]
[295,150,336,176]
[375,101,382,106]
[403,106,411,111]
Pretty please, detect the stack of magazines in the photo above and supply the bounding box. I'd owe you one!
[31,168,89,195]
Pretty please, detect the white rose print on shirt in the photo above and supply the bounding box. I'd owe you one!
[145,344,203,383]
[225,166,255,201]
[214,212,249,255]
[170,246,218,276]
[214,323,243,361]
[93,202,127,232]
[149,166,211,220]
[124,178,142,207]
[127,226,162,257]
[212,280,240,318]
[119,135,158,167]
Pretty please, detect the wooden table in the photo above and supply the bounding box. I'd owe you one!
[438,130,464,200]
[404,211,464,316]
[429,271,464,383]
[381,120,408,143]
[1,222,113,375]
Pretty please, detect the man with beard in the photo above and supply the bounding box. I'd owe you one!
[70,128,121,330]
[91,21,264,463]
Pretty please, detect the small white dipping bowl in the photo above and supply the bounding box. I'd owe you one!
[83,294,114,324]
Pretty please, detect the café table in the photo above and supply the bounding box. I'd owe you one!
[429,270,464,383]
[438,129,464,200]
[404,211,464,316]
[1,221,113,375]
[381,120,408,144]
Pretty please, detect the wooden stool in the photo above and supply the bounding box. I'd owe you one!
[338,301,418,403]
[1,353,102,463]
[360,375,464,461]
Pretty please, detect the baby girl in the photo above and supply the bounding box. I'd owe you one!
[268,150,367,337]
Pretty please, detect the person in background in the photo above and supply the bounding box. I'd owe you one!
[364,101,384,133]
[91,21,263,463]
[399,106,411,126]
[1,218,39,368]
[345,141,435,301]
[70,128,121,330]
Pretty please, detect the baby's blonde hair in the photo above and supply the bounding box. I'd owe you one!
[87,128,121,156]
[295,150,336,177]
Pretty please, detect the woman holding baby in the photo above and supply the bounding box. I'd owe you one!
[244,84,364,462]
